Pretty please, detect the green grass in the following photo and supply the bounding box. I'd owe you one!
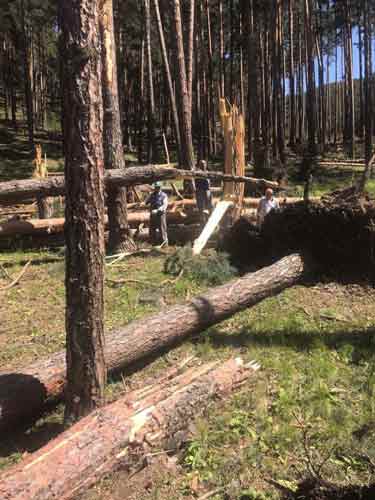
[1,249,375,500]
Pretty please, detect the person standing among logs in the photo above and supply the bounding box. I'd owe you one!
[146,182,169,246]
[257,188,280,227]
[195,160,213,224]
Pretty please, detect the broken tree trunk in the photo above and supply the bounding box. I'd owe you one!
[0,166,279,205]
[0,358,258,500]
[0,254,303,433]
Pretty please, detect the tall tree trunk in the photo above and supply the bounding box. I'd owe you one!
[137,32,145,163]
[145,0,158,163]
[358,11,364,139]
[304,0,317,155]
[205,0,216,157]
[153,0,182,160]
[245,0,265,175]
[60,0,106,423]
[219,0,225,97]
[169,0,195,169]
[363,0,373,168]
[288,0,296,148]
[9,42,17,130]
[100,0,134,254]
[186,0,195,124]
[20,0,34,150]
[343,0,355,158]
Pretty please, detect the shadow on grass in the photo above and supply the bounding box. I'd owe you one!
[202,324,375,362]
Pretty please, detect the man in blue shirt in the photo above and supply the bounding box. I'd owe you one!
[146,182,169,246]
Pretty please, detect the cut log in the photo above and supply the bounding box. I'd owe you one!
[129,196,320,211]
[0,211,201,238]
[0,165,278,205]
[0,254,304,433]
[0,358,259,500]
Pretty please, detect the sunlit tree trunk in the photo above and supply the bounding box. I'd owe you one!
[60,0,106,423]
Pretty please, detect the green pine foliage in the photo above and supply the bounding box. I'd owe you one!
[164,246,238,286]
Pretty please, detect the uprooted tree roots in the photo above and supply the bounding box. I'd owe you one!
[284,478,375,500]
[221,189,375,280]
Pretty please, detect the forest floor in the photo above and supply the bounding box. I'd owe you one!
[1,121,375,499]
[1,249,375,500]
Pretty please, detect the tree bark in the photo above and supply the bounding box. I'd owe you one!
[363,0,372,167]
[304,0,317,155]
[0,359,258,500]
[145,0,158,163]
[169,0,195,169]
[100,0,134,254]
[20,0,34,149]
[288,0,296,148]
[0,210,202,238]
[0,166,279,205]
[60,0,106,423]
[0,254,303,433]
[153,0,182,159]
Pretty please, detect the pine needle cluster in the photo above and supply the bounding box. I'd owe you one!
[164,246,237,286]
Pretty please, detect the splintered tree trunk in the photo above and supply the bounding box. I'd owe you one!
[0,359,259,500]
[170,0,195,170]
[60,0,106,423]
[100,0,135,254]
[0,255,303,433]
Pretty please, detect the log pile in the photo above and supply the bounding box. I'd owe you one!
[0,254,304,433]
[0,197,314,249]
[0,358,259,500]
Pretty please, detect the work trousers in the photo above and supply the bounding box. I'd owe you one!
[150,212,168,245]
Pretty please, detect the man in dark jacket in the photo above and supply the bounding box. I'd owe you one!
[195,160,213,224]
[146,182,169,246]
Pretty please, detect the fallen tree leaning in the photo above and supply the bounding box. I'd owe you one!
[0,165,279,205]
[0,358,259,500]
[0,254,304,433]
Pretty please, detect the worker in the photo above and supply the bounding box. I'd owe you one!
[195,160,213,223]
[257,188,279,227]
[145,181,169,246]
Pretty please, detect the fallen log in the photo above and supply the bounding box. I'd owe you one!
[0,224,204,251]
[0,358,258,500]
[0,211,200,237]
[129,196,320,211]
[0,254,303,433]
[0,165,278,205]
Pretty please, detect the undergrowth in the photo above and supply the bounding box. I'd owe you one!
[164,246,238,286]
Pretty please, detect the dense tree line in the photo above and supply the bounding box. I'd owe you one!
[1,0,375,171]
